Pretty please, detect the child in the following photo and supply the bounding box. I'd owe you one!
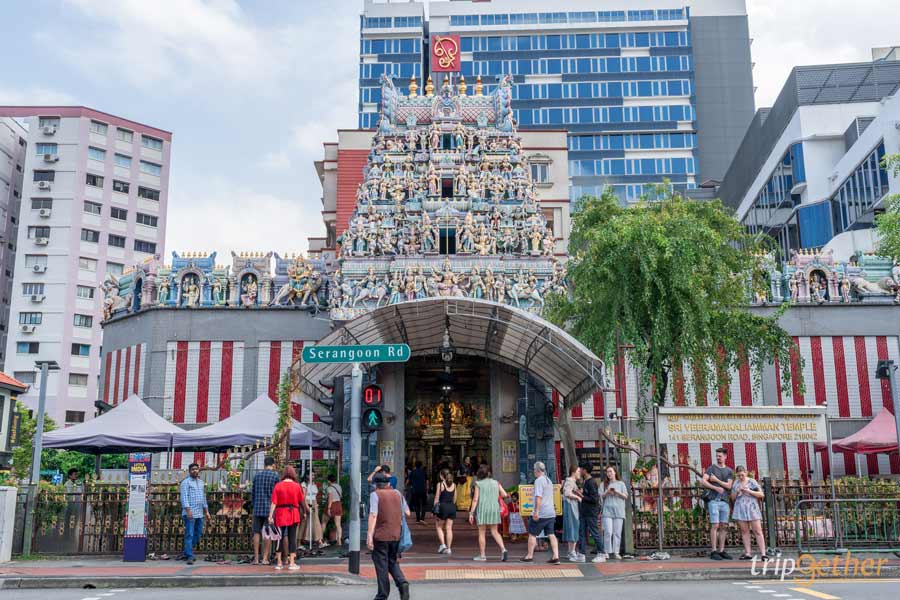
[508,491,527,541]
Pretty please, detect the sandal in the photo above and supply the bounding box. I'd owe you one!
[739,554,753,560]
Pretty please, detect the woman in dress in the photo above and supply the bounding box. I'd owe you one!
[562,464,583,562]
[731,466,767,559]
[323,474,343,547]
[468,464,509,562]
[600,466,628,560]
[268,465,304,571]
[433,468,457,555]
[300,472,325,550]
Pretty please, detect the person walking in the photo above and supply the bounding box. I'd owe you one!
[179,463,210,565]
[600,466,628,560]
[576,461,604,563]
[324,473,344,547]
[301,472,325,549]
[368,464,398,489]
[251,456,280,564]
[468,464,509,562]
[520,461,560,564]
[407,461,429,524]
[268,465,304,570]
[433,468,457,554]
[731,466,767,559]
[562,464,583,562]
[367,473,411,600]
[702,447,734,560]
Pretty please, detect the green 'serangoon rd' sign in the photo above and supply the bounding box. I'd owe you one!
[301,344,411,364]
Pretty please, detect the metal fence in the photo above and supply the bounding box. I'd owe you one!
[630,477,900,551]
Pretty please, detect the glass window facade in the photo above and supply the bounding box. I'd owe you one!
[830,142,888,235]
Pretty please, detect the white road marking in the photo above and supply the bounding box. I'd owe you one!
[773,595,793,598]
[745,585,762,589]
[757,591,777,594]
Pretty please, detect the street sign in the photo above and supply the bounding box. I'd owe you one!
[301,344,411,364]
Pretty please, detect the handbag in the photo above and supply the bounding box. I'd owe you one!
[328,484,343,517]
[399,515,413,553]
[262,523,283,551]
[498,493,509,519]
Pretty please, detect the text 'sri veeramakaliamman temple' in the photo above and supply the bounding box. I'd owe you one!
[99,72,900,483]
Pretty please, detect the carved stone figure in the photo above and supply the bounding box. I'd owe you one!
[157,277,171,305]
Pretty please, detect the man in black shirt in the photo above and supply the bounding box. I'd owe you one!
[577,461,604,562]
[407,461,429,524]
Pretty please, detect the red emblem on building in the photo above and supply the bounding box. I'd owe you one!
[431,35,461,72]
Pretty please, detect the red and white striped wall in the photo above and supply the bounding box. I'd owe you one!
[563,336,900,478]
[256,341,318,424]
[159,341,245,469]
[103,343,147,406]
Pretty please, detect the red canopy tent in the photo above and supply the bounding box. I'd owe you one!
[821,410,899,455]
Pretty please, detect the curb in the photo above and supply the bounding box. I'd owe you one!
[0,573,367,590]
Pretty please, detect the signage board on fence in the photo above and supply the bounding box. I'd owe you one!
[517,483,562,517]
[657,406,827,444]
[123,452,152,562]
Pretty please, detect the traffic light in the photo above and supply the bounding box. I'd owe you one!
[318,376,346,433]
[362,383,384,431]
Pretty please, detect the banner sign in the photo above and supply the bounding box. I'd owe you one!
[378,440,395,472]
[123,452,152,561]
[518,483,562,517]
[657,406,827,444]
[431,35,461,72]
[501,440,517,473]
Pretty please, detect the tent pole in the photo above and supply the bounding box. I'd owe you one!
[94,454,102,477]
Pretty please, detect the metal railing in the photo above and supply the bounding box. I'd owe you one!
[794,498,900,554]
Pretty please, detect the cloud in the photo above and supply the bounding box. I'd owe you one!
[0,86,78,105]
[258,151,292,171]
[748,0,899,106]
[164,176,324,260]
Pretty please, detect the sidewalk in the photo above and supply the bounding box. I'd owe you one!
[3,552,899,589]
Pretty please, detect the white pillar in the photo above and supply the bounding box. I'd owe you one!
[0,486,18,562]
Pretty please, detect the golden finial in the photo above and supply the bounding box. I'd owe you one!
[475,75,483,96]
[458,74,467,96]
[425,75,434,97]
[409,75,418,98]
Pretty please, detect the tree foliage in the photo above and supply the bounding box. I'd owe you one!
[875,154,900,261]
[546,186,800,418]
[274,372,293,470]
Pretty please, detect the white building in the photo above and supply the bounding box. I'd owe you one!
[720,51,900,259]
[0,107,171,426]
[0,118,27,371]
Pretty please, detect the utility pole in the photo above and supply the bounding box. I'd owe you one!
[349,362,363,575]
[22,360,59,556]
[876,360,900,464]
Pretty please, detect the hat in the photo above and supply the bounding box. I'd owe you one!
[372,473,391,485]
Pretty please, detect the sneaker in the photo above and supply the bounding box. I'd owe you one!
[501,550,508,562]
[519,557,534,562]
[438,544,447,554]
[739,554,753,560]
[474,555,487,561]
[591,555,606,563]
[571,554,585,563]
[710,551,723,560]
[186,557,195,565]
[612,553,622,560]
[445,548,452,555]
[288,564,300,571]
[719,551,733,560]
[274,565,283,570]
[399,582,410,600]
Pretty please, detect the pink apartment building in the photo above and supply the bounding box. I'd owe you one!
[0,107,171,426]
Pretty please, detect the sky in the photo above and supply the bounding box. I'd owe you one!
[0,0,897,260]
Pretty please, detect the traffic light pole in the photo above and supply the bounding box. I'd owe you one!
[348,362,362,575]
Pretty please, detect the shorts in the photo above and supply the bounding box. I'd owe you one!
[708,500,730,524]
[252,515,269,534]
[528,516,556,537]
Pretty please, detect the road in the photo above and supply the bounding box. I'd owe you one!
[9,579,900,600]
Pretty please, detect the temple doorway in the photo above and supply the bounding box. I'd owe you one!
[403,356,492,488]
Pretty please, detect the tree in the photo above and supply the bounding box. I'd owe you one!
[545,186,799,467]
[273,372,293,470]
[875,154,900,261]
[11,400,57,480]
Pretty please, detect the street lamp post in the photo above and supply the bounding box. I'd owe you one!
[875,360,900,462]
[22,360,60,556]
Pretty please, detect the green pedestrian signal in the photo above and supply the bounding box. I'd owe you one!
[363,407,384,430]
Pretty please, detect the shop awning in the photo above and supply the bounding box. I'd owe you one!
[171,393,340,451]
[43,394,184,453]
[300,298,606,405]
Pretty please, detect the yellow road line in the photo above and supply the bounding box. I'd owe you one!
[789,587,840,600]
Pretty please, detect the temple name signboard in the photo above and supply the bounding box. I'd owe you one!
[657,406,827,444]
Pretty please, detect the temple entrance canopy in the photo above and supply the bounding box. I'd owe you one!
[300,298,604,404]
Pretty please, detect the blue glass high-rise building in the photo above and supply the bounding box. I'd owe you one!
[359,0,755,203]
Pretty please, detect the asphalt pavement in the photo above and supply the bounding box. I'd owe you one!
[8,579,900,600]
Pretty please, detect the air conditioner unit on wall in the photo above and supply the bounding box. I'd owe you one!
[43,153,59,163]
[37,181,51,190]
[20,324,35,333]
[42,125,57,135]
[35,237,49,245]
[38,208,52,218]
[32,264,47,273]
[30,294,45,303]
